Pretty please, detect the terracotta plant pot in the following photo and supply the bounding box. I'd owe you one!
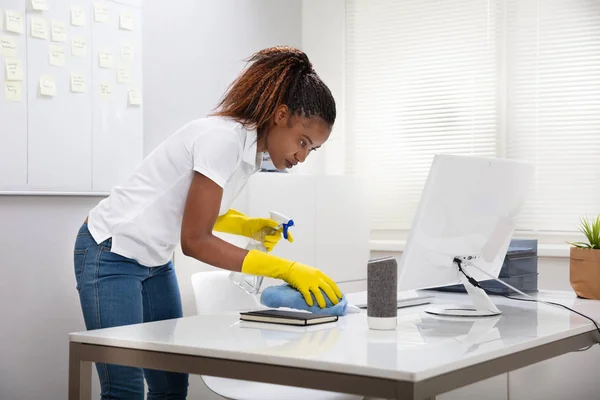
[569,247,600,299]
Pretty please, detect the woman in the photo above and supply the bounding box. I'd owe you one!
[73,46,343,399]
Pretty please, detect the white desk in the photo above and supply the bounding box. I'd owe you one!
[68,291,599,400]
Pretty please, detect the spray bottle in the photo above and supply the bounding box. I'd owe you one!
[229,211,295,294]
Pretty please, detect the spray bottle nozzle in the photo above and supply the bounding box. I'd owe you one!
[268,211,294,240]
[282,219,294,240]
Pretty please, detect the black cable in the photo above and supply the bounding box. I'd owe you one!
[453,257,600,340]
[499,293,600,338]
[454,257,481,289]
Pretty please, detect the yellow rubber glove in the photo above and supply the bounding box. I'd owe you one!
[263,226,294,252]
[213,209,294,252]
[242,250,342,308]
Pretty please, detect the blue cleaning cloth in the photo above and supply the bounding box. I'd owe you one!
[260,284,348,316]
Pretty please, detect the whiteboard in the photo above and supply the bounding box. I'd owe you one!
[0,0,143,194]
[0,0,27,188]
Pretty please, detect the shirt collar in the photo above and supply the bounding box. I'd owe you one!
[242,128,260,169]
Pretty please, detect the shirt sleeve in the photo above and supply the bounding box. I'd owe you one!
[192,129,243,188]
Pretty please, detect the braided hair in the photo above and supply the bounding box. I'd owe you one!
[212,46,336,137]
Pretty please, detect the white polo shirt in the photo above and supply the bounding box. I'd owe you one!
[87,116,261,267]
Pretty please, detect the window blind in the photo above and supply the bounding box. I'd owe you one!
[346,0,501,231]
[346,0,600,235]
[506,0,600,232]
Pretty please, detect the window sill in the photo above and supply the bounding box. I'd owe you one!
[369,240,571,258]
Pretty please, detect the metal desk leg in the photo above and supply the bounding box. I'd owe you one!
[69,342,92,400]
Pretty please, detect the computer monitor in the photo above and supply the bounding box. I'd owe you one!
[397,154,535,317]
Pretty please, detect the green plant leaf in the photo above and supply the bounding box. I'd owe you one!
[567,241,591,248]
[576,214,600,248]
[591,216,599,248]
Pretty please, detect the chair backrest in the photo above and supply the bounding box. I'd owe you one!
[191,271,261,314]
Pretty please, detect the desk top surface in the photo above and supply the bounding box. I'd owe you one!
[70,290,599,381]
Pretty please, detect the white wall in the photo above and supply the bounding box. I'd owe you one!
[296,0,346,175]
[0,195,102,400]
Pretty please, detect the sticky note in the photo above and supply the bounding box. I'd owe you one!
[119,11,133,31]
[51,21,67,42]
[100,83,112,99]
[49,45,66,66]
[71,6,86,27]
[31,16,48,40]
[94,3,109,24]
[0,8,3,31]
[4,81,22,102]
[39,75,57,97]
[30,0,48,11]
[98,50,113,68]
[5,59,23,81]
[0,36,18,57]
[128,89,141,106]
[121,42,134,62]
[117,66,130,83]
[6,10,24,34]
[72,37,87,57]
[70,73,86,93]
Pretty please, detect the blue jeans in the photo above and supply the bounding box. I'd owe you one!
[74,223,188,399]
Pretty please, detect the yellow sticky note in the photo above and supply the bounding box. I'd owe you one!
[70,73,86,93]
[119,11,133,31]
[100,83,112,99]
[39,75,57,97]
[128,89,141,106]
[4,81,22,102]
[71,6,86,27]
[51,21,67,42]
[0,36,18,57]
[94,3,109,24]
[30,0,48,11]
[6,10,24,34]
[5,59,23,81]
[117,66,130,83]
[98,50,113,68]
[31,16,48,40]
[49,45,66,67]
[121,42,134,62]
[72,37,87,57]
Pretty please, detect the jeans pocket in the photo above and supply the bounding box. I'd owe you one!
[74,249,88,291]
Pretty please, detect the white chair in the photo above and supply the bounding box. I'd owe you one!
[190,271,363,400]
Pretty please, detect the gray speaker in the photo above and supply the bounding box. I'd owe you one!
[367,256,398,330]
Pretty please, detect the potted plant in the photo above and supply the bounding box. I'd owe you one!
[568,214,600,299]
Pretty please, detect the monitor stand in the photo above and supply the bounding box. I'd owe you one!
[426,256,502,317]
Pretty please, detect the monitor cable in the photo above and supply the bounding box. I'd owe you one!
[453,257,600,344]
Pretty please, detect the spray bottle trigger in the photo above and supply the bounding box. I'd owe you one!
[283,219,294,240]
